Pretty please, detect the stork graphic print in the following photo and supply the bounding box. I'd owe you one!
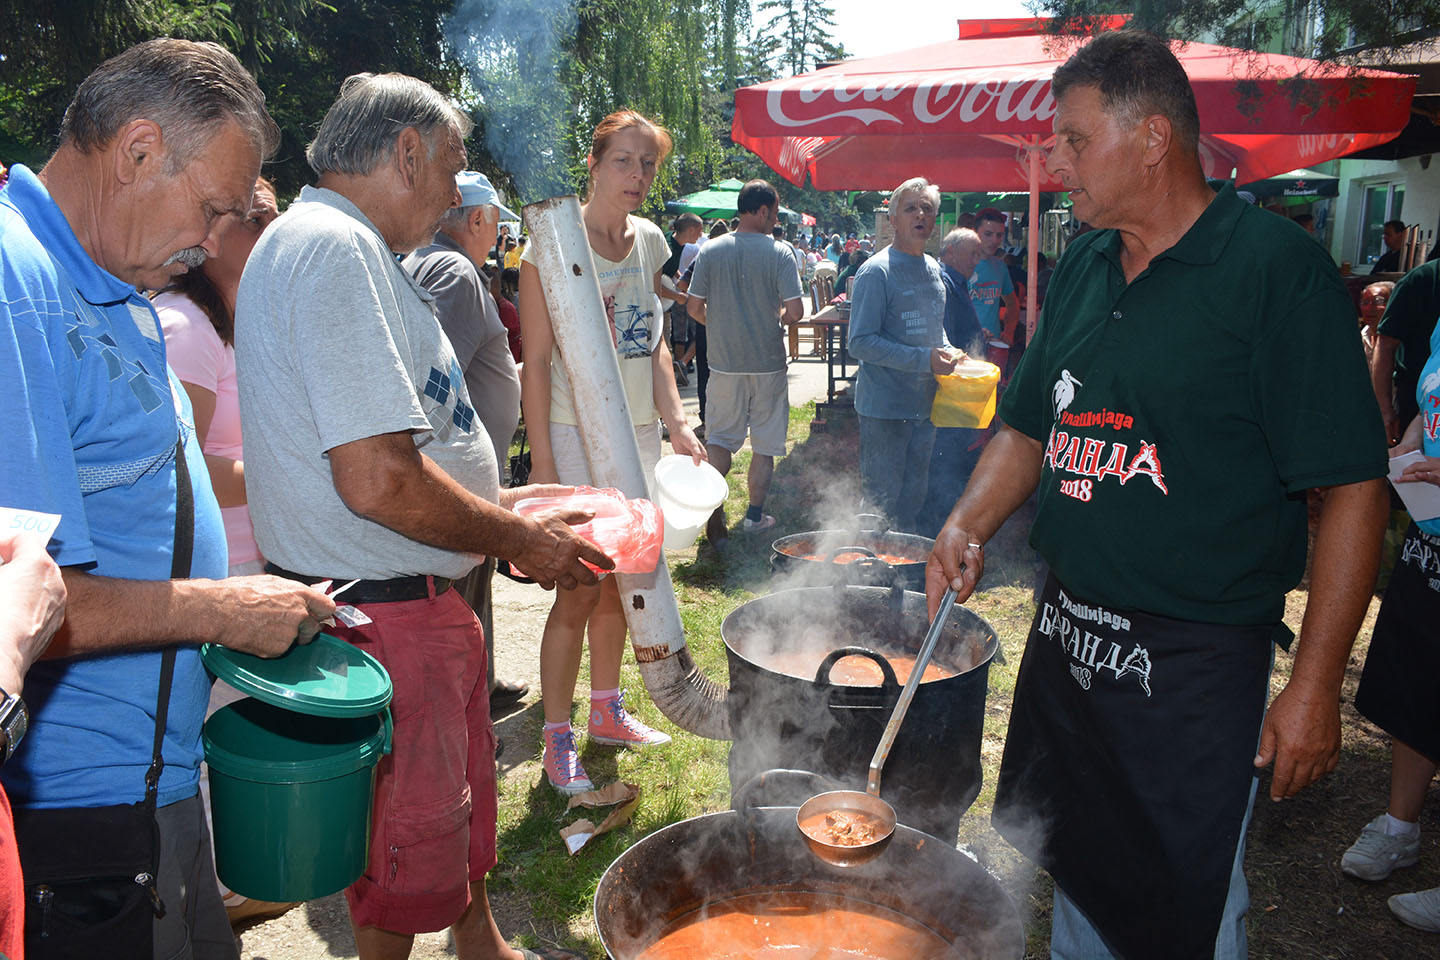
[1043,369,1170,502]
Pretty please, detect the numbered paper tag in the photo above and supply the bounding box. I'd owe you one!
[333,605,372,627]
[0,507,62,544]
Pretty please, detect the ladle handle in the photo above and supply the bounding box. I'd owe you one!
[867,586,957,798]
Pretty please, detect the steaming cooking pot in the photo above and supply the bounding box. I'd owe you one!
[594,770,1023,959]
[723,585,998,842]
[770,528,934,590]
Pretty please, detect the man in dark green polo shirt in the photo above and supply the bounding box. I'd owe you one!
[926,30,1388,960]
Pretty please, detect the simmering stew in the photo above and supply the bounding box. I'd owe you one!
[634,891,960,960]
[760,650,955,686]
[798,551,917,566]
[799,808,888,847]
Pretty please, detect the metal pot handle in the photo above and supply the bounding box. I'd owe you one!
[854,513,886,533]
[732,768,839,819]
[814,646,900,689]
[822,545,878,564]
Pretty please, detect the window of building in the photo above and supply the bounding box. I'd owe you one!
[1358,181,1405,266]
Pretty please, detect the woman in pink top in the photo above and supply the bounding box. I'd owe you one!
[154,177,289,924]
[155,177,278,576]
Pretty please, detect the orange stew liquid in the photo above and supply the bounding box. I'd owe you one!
[800,551,915,565]
[634,891,959,960]
[761,651,954,686]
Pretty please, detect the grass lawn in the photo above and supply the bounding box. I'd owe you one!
[490,404,1432,959]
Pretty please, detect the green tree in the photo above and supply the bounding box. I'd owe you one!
[1038,0,1440,63]
[754,0,844,76]
[0,1,466,196]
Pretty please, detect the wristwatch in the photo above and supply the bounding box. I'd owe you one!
[0,688,28,765]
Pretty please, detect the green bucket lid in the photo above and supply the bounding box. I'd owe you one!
[201,633,392,719]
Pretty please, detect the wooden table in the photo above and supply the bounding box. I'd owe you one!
[794,304,854,406]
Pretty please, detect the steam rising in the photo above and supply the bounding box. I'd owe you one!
[446,0,575,200]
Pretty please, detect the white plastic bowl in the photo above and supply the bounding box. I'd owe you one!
[652,455,729,549]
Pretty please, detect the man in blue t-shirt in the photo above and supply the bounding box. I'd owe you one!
[0,40,333,956]
[970,208,1019,344]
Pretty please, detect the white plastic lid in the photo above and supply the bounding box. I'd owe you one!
[953,358,1001,379]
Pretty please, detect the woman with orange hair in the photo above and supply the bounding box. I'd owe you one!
[519,111,705,794]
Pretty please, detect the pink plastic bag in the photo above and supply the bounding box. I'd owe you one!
[514,486,664,574]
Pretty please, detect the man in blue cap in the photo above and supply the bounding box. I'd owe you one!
[404,171,530,714]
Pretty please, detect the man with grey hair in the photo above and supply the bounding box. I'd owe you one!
[0,38,335,958]
[927,30,1387,959]
[403,171,530,713]
[918,227,986,536]
[847,176,958,533]
[237,73,602,960]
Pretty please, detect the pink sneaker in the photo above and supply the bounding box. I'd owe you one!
[588,691,672,747]
[542,727,594,795]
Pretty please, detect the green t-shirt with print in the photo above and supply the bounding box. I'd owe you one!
[1000,186,1387,627]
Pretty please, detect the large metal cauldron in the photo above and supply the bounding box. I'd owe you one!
[596,771,1025,960]
[595,770,1023,959]
[770,527,934,589]
[722,584,997,842]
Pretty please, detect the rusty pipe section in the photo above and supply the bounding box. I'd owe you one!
[522,195,731,740]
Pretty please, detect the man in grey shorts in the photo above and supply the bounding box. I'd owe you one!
[686,179,804,539]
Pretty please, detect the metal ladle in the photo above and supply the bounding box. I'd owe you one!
[796,585,959,866]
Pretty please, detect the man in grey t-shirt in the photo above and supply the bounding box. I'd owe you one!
[404,170,530,713]
[236,74,604,960]
[687,180,804,539]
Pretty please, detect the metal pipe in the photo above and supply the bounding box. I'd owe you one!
[522,195,732,740]
[1026,141,1041,343]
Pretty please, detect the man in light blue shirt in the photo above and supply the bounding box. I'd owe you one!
[847,178,957,532]
[0,39,333,957]
[971,207,1019,343]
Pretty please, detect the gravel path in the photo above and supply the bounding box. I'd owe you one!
[236,358,832,958]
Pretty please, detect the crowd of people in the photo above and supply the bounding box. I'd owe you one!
[1,26,1439,960]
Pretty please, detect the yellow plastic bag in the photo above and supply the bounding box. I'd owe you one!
[931,360,1000,429]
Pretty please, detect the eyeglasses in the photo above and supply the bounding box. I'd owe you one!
[1361,297,1389,306]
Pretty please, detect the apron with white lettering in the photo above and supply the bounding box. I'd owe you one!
[993,574,1272,960]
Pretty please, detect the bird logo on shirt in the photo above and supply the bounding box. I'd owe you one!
[1053,370,1083,418]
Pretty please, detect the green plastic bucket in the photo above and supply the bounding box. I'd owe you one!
[201,634,393,902]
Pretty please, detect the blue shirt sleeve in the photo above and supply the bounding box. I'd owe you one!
[0,309,94,567]
[847,262,932,374]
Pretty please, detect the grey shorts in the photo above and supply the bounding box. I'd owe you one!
[705,370,789,457]
[155,793,239,960]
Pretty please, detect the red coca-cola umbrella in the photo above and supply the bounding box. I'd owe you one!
[732,17,1416,334]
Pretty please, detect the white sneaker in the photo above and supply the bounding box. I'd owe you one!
[1389,887,1440,933]
[1341,814,1420,881]
[741,514,776,533]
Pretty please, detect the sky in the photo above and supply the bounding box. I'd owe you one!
[824,0,1041,60]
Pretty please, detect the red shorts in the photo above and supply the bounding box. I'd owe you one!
[334,584,495,934]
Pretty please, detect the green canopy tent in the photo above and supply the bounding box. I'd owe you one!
[665,178,803,223]
[1238,167,1339,200]
[1207,168,1340,207]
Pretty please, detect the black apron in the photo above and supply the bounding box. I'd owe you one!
[993,574,1273,960]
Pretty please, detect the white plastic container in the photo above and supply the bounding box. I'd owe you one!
[652,455,729,549]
